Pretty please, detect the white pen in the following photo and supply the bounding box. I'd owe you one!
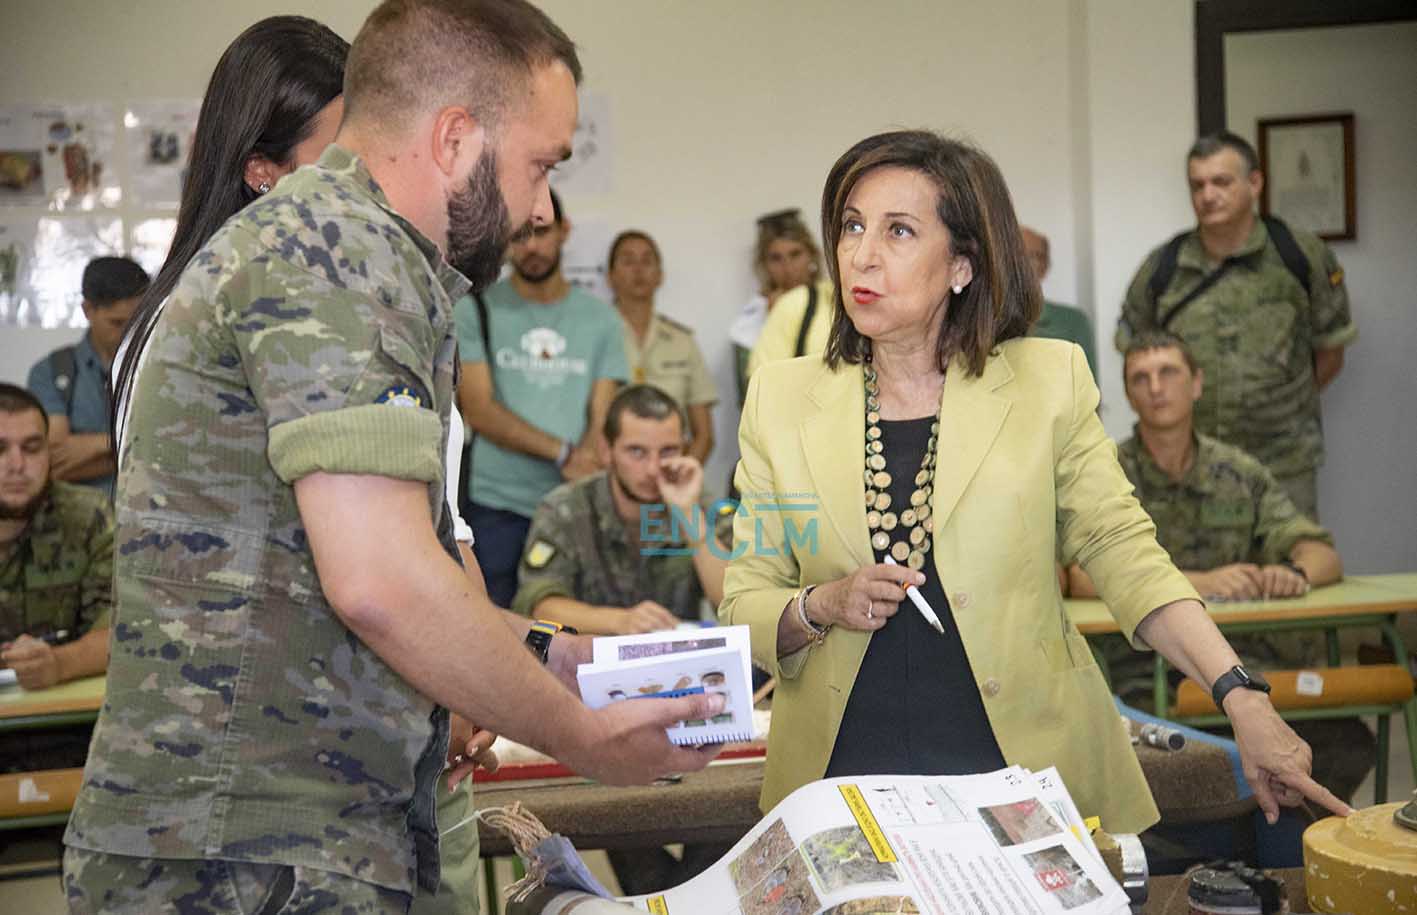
[884,555,944,635]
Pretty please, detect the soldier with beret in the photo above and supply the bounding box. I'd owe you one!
[1115,131,1356,518]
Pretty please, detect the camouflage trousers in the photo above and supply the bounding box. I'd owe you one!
[409,780,480,915]
[63,847,411,914]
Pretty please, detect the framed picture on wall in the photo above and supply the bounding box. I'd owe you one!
[1257,112,1355,241]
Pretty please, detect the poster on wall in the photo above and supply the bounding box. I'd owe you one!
[0,215,123,327]
[0,104,120,211]
[125,100,201,209]
[130,216,178,276]
[559,215,615,304]
[550,91,613,197]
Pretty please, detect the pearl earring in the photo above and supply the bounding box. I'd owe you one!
[952,284,963,294]
[258,182,271,194]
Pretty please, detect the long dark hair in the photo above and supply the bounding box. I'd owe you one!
[821,130,1039,378]
[111,16,348,432]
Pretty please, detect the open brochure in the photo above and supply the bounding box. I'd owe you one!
[577,626,756,746]
[612,767,1128,915]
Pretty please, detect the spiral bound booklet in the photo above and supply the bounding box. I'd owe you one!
[577,625,756,746]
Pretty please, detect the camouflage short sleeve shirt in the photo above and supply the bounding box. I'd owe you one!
[1116,220,1356,479]
[512,472,710,621]
[1116,431,1332,570]
[65,145,469,895]
[0,481,114,643]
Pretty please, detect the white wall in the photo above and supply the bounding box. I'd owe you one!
[1,0,1102,491]
[22,4,1405,575]
[1082,0,1197,435]
[1227,23,1417,573]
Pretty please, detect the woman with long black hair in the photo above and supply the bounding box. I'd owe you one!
[113,15,347,437]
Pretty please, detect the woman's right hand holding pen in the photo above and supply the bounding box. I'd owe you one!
[807,563,926,632]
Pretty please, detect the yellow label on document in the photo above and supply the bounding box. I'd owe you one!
[646,896,669,915]
[839,785,897,863]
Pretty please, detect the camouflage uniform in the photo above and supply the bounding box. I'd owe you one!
[0,481,113,774]
[1101,430,1334,707]
[1115,220,1356,517]
[512,471,728,621]
[63,848,409,915]
[0,481,113,643]
[63,144,469,907]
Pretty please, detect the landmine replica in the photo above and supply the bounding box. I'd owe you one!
[1303,791,1417,912]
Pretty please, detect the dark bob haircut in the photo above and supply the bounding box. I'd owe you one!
[821,130,1040,378]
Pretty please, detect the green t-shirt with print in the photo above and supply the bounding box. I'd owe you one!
[456,281,627,518]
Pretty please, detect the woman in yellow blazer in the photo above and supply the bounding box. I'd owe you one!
[720,130,1350,835]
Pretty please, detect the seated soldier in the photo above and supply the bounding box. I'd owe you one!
[1069,330,1341,607]
[512,383,729,634]
[1069,331,1370,801]
[0,384,114,772]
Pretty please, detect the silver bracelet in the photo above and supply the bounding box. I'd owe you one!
[555,439,572,468]
[796,585,829,642]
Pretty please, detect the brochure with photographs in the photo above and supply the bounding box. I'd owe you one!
[577,625,755,746]
[518,767,1129,915]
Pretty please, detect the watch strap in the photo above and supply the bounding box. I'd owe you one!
[525,619,577,664]
[1211,664,1271,710]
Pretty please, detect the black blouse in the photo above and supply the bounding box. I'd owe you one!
[825,415,1006,777]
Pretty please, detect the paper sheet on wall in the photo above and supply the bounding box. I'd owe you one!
[124,100,201,209]
[559,216,616,304]
[129,216,178,277]
[551,90,613,196]
[0,104,120,211]
[0,215,123,327]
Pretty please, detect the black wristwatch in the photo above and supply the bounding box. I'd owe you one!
[525,620,577,665]
[1211,665,1271,711]
[1280,558,1308,582]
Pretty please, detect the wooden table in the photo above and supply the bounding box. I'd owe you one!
[1064,575,1417,637]
[475,721,1251,857]
[0,675,104,831]
[0,674,105,732]
[1067,573,1417,795]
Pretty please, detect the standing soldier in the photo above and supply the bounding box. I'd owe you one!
[1116,131,1356,517]
[63,3,722,912]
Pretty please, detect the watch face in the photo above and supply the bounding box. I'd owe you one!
[1236,666,1271,691]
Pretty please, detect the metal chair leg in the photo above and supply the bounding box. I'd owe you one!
[1376,714,1391,805]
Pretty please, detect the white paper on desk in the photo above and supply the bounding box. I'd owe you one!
[619,768,1129,915]
[0,668,17,687]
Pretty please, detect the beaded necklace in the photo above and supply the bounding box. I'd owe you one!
[862,362,942,571]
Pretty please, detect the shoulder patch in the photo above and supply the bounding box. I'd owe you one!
[525,540,556,569]
[657,314,692,335]
[1329,268,1344,287]
[376,385,422,408]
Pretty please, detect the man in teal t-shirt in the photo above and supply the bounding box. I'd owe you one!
[1021,226,1097,380]
[456,190,627,606]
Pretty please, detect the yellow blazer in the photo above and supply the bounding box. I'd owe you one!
[721,338,1199,833]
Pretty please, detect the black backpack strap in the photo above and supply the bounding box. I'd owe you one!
[792,283,819,359]
[1260,215,1312,296]
[47,345,78,417]
[1159,260,1240,330]
[458,295,494,521]
[473,293,492,354]
[1145,231,1190,314]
